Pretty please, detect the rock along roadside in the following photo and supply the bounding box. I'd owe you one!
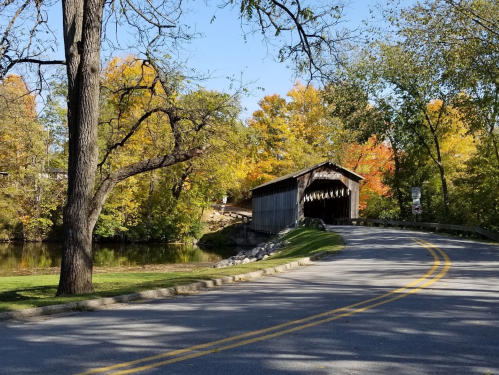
[212,239,291,268]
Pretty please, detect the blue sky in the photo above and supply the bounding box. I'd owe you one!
[178,1,379,118]
[45,0,413,119]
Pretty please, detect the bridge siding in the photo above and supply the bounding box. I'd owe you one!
[252,183,298,233]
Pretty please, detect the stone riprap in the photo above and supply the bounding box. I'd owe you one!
[212,240,291,268]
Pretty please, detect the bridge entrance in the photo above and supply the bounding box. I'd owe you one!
[303,179,350,223]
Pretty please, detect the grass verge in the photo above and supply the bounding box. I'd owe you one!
[0,228,343,312]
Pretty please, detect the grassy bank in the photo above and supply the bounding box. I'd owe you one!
[0,228,343,312]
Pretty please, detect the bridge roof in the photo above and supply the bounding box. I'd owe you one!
[251,161,364,191]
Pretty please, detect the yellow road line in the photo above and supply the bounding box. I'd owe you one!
[76,238,450,375]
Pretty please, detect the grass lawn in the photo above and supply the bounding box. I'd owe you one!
[0,228,343,312]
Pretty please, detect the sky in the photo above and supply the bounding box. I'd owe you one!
[177,1,377,118]
[43,0,414,119]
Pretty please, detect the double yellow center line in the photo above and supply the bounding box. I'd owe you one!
[76,238,451,375]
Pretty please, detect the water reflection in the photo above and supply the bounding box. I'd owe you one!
[0,242,237,276]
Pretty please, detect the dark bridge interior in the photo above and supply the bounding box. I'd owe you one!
[303,180,350,223]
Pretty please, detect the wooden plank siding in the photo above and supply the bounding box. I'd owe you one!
[251,184,298,233]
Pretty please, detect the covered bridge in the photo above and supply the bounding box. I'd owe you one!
[251,161,364,233]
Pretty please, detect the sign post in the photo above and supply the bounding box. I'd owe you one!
[411,187,421,200]
[221,196,227,214]
[411,187,422,216]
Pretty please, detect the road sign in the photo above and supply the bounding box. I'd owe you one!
[412,198,420,205]
[412,187,421,199]
[412,204,422,215]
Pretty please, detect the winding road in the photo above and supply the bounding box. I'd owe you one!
[1,226,498,374]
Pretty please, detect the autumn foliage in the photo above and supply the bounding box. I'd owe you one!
[342,136,394,210]
[245,83,395,213]
[245,83,342,187]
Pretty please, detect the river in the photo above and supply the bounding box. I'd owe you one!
[0,242,239,276]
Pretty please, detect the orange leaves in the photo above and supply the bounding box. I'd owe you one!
[1,75,37,120]
[343,136,394,210]
[19,215,30,226]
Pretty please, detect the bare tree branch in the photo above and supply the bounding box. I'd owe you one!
[97,108,166,168]
[124,0,176,29]
[444,0,499,39]
[223,0,355,81]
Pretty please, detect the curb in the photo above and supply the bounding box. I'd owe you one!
[0,251,334,322]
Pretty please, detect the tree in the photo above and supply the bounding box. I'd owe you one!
[330,3,470,217]
[94,56,246,242]
[342,135,394,213]
[374,0,498,224]
[1,0,349,294]
[0,75,65,241]
[396,0,499,164]
[327,42,483,222]
[246,84,343,186]
[325,61,427,219]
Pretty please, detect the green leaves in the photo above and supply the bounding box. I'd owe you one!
[95,56,245,242]
[328,0,499,228]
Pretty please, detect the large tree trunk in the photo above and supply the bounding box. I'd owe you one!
[57,0,103,295]
[55,0,207,295]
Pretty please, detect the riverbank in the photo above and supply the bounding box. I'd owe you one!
[0,227,343,314]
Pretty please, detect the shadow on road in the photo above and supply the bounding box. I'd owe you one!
[1,226,498,374]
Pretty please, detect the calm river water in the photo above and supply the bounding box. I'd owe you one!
[0,242,238,276]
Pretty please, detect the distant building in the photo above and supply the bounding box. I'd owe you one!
[41,168,68,180]
[251,161,364,233]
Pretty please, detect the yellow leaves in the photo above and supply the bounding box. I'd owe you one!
[286,83,333,155]
[425,101,477,184]
[0,75,45,173]
[1,75,37,119]
[99,56,175,168]
[246,82,336,186]
[103,56,160,94]
[19,215,30,226]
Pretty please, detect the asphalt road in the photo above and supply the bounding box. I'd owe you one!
[1,226,498,375]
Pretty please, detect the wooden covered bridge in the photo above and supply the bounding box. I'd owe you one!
[251,162,364,233]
